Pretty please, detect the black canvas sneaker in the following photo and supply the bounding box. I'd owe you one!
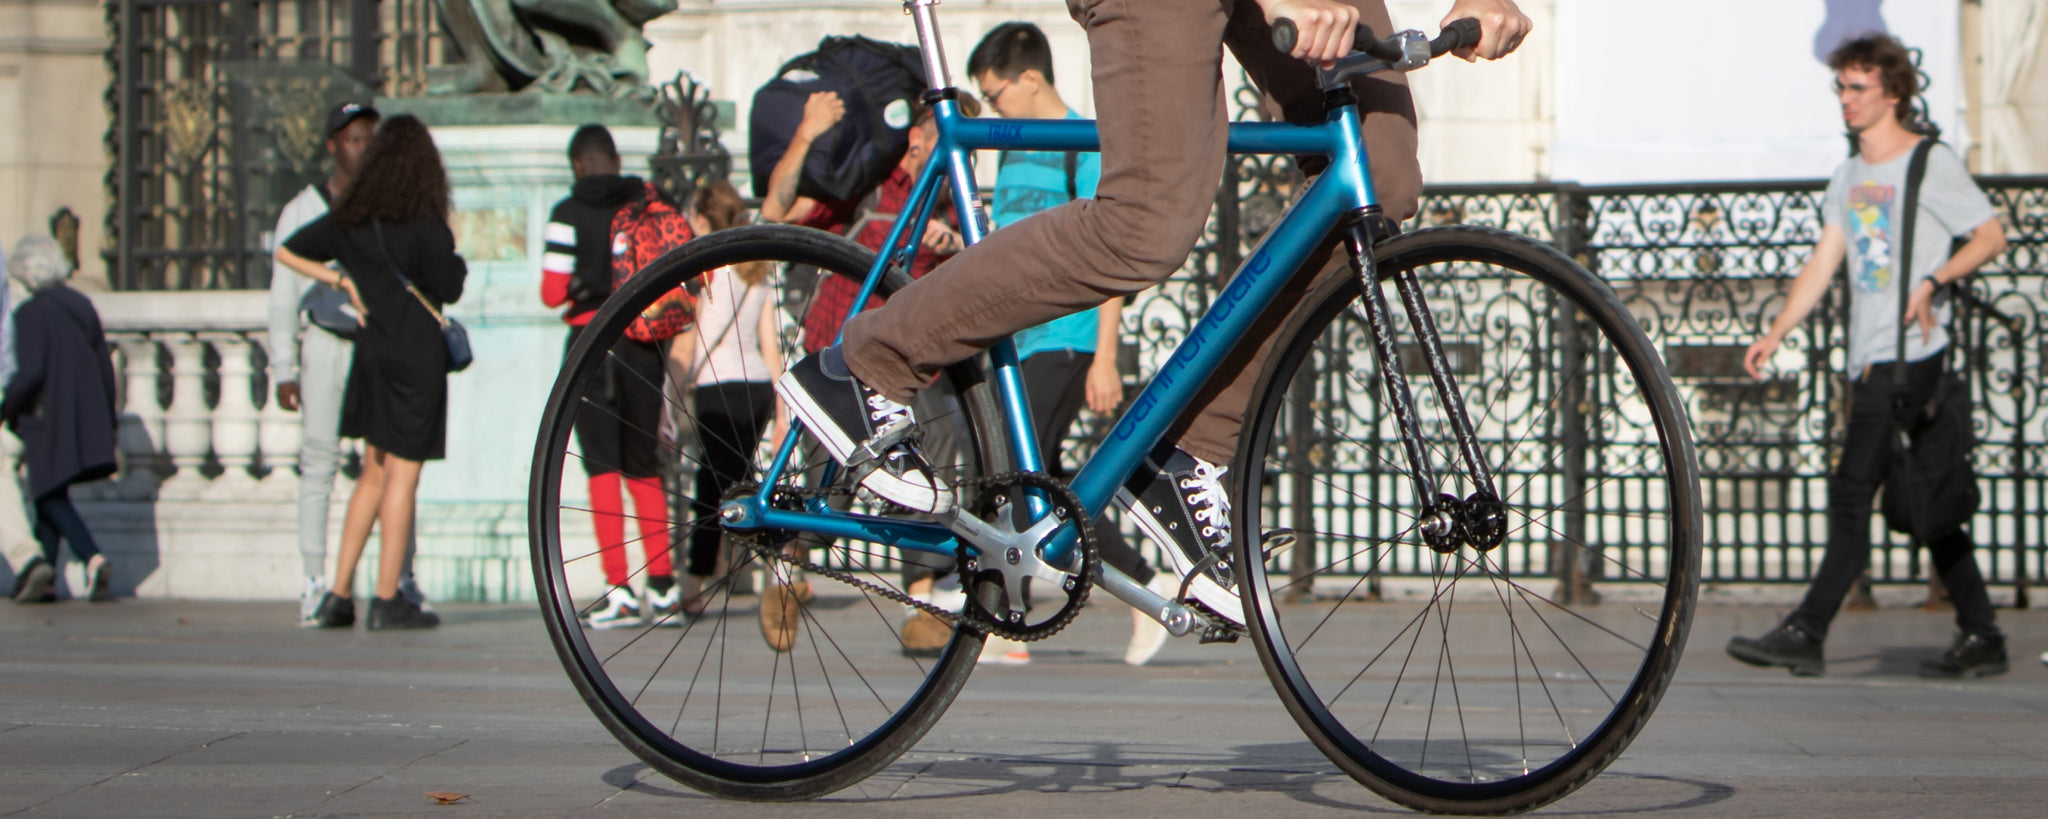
[775,347,954,515]
[1115,442,1240,626]
[366,594,441,631]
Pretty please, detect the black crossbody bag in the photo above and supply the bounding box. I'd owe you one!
[1880,139,1979,541]
[373,220,473,373]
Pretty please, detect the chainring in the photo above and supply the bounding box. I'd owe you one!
[954,471,1099,642]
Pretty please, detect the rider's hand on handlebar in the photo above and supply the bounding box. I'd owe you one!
[1442,0,1531,61]
[1261,0,1360,66]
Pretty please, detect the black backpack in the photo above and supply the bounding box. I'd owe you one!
[749,36,927,203]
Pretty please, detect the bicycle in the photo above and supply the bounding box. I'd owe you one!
[530,3,1702,813]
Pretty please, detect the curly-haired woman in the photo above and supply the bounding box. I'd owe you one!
[277,114,467,630]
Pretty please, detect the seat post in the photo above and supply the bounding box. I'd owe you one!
[904,0,955,91]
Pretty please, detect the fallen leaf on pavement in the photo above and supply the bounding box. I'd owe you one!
[426,791,471,805]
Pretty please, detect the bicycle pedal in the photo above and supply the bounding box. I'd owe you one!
[1197,624,1241,645]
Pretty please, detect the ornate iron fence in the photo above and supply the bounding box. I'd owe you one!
[105,0,450,291]
[1088,161,2048,594]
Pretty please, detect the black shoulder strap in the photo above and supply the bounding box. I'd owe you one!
[1063,151,1078,201]
[1891,138,1936,397]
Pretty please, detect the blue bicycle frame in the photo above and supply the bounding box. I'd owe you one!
[732,77,1385,597]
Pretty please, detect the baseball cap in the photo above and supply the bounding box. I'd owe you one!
[324,101,380,139]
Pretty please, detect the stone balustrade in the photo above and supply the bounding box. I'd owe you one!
[92,291,293,502]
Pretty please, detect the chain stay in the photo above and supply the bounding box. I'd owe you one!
[732,471,1099,643]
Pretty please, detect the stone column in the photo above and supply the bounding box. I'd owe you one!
[157,333,213,499]
[113,334,166,500]
[202,331,261,497]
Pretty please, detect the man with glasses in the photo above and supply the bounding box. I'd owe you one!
[1726,33,2009,679]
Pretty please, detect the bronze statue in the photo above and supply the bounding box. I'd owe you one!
[434,0,675,98]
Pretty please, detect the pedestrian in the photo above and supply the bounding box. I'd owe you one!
[671,179,788,616]
[966,21,1178,667]
[773,0,1529,632]
[540,124,680,630]
[757,92,969,654]
[1725,33,2010,679]
[3,235,119,604]
[1,236,55,603]
[275,114,467,631]
[268,102,432,626]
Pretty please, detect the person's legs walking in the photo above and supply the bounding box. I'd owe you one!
[34,485,110,601]
[1918,527,2008,677]
[1729,367,1896,675]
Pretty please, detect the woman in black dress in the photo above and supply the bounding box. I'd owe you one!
[276,115,466,630]
[3,235,119,603]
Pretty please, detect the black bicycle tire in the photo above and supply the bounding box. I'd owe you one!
[1232,225,1702,814]
[528,224,1005,801]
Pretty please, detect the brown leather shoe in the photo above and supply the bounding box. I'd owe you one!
[900,611,952,658]
[759,580,810,652]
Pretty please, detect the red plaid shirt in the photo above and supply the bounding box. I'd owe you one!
[799,167,956,353]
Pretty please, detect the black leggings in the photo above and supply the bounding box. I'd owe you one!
[36,484,101,565]
[688,381,775,577]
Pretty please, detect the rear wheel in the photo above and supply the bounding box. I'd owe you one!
[529,225,1005,800]
[1235,226,1702,813]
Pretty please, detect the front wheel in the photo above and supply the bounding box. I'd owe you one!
[1235,226,1702,813]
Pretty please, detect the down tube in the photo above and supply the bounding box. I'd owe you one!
[1066,174,1359,517]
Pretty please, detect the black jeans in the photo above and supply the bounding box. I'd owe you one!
[35,484,102,565]
[687,381,774,577]
[1021,349,1155,585]
[1788,356,1998,640]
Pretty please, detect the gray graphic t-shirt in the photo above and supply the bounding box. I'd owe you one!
[1822,142,1995,378]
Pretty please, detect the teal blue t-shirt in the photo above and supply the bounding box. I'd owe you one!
[996,110,1104,358]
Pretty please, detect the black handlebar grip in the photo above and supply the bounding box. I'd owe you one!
[1430,18,1482,57]
[1272,18,1298,53]
[1272,19,1387,58]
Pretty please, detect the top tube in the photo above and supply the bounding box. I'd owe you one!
[936,108,1353,157]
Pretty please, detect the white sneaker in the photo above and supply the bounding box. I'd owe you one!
[646,584,686,627]
[1124,573,1178,666]
[297,576,329,628]
[586,586,644,630]
[978,636,1031,666]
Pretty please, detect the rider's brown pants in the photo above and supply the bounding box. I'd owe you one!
[843,0,1420,465]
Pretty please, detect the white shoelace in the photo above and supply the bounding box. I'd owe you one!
[866,392,911,427]
[1178,458,1231,547]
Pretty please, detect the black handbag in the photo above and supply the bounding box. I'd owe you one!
[374,221,473,373]
[1879,139,1979,541]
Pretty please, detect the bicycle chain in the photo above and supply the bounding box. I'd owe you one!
[731,472,1097,642]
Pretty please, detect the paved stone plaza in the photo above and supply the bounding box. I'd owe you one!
[2,597,2043,817]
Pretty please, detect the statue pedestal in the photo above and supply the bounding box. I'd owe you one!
[395,117,662,518]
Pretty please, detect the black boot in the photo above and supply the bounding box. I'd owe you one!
[1918,631,2008,679]
[1726,621,1825,677]
[312,593,356,628]
[366,594,441,631]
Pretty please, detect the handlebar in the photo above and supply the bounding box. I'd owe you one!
[1271,17,1480,61]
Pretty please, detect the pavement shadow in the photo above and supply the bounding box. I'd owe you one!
[1841,644,1943,677]
[599,740,1736,814]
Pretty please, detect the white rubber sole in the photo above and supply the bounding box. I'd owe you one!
[774,370,954,514]
[1116,489,1245,626]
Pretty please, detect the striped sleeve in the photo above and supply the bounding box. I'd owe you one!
[542,220,576,275]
